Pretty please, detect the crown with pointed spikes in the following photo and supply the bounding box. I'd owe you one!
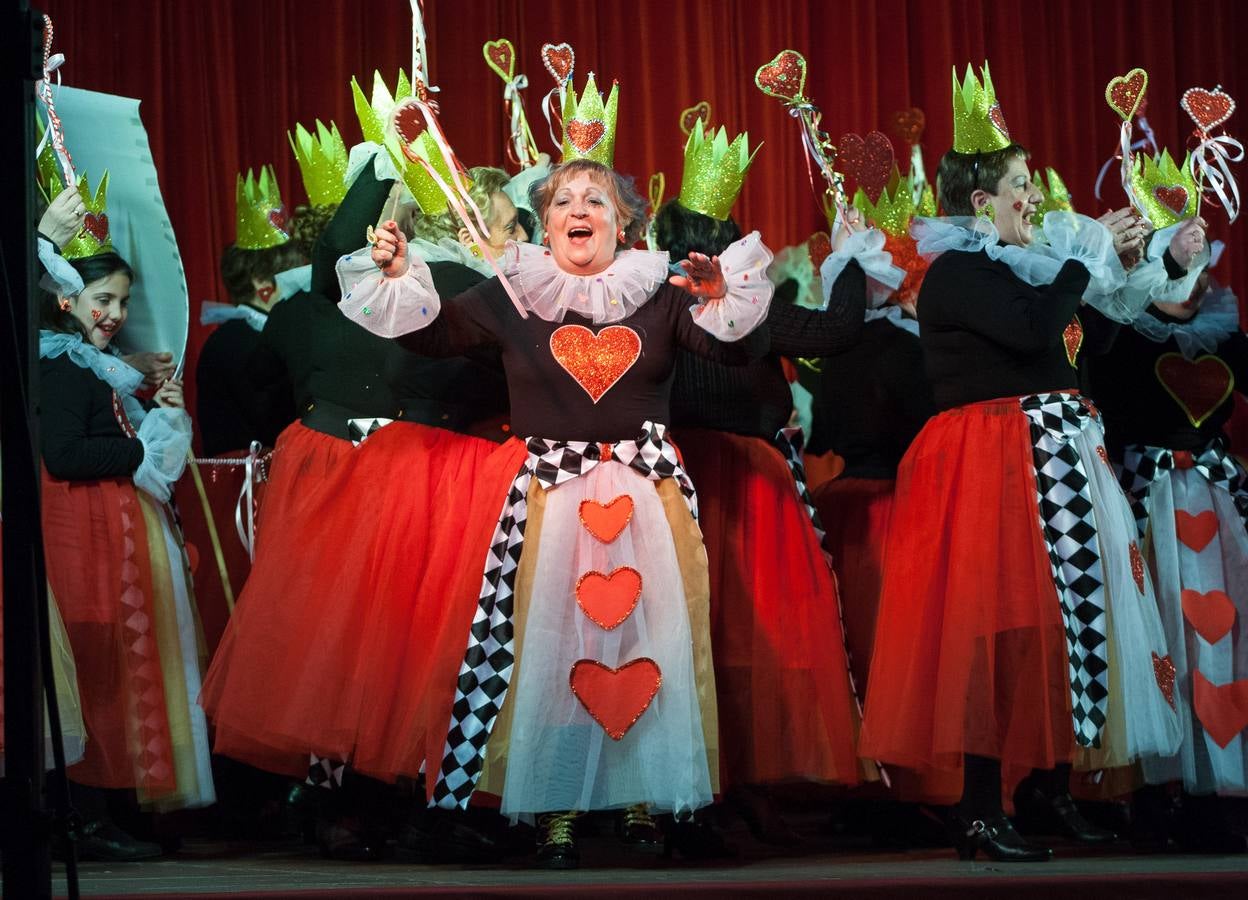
[289,120,349,207]
[917,182,937,217]
[1031,167,1074,226]
[853,173,918,239]
[1130,148,1199,229]
[560,72,619,166]
[677,120,760,221]
[350,69,462,215]
[59,172,113,260]
[236,166,291,250]
[952,62,1012,154]
[35,115,65,204]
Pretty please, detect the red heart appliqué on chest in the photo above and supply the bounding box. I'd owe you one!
[575,566,643,630]
[1063,316,1084,368]
[549,324,641,403]
[1155,352,1234,427]
[569,657,662,740]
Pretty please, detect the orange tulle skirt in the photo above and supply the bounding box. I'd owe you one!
[675,428,863,789]
[201,420,527,784]
[858,398,1075,789]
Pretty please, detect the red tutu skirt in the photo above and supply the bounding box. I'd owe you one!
[201,420,527,783]
[675,428,862,789]
[859,398,1074,783]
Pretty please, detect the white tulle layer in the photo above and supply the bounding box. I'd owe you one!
[499,461,713,819]
[133,408,192,503]
[1131,285,1240,359]
[1139,466,1248,792]
[1078,423,1183,763]
[819,226,906,309]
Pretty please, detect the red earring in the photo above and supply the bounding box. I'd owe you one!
[58,298,72,312]
[617,229,625,243]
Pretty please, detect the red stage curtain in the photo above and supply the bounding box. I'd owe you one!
[38,0,1248,444]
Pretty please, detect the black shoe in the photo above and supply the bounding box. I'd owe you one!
[620,804,664,853]
[316,816,388,862]
[948,812,1053,862]
[535,811,580,870]
[665,814,736,860]
[68,820,163,862]
[399,809,499,863]
[1017,787,1118,843]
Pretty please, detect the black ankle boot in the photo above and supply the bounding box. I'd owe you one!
[1015,784,1117,843]
[948,811,1053,862]
[535,811,580,869]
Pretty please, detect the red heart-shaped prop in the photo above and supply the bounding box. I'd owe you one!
[1182,589,1237,645]
[988,103,1011,141]
[565,118,606,154]
[1129,541,1147,593]
[579,494,634,543]
[267,207,288,233]
[807,231,832,271]
[483,38,516,82]
[754,50,807,103]
[549,324,641,403]
[1175,509,1219,553]
[392,98,426,145]
[1152,651,1177,710]
[837,131,895,203]
[680,101,713,136]
[1155,353,1234,427]
[542,42,575,83]
[1063,316,1084,368]
[82,211,109,242]
[889,107,925,145]
[569,657,662,740]
[1106,68,1148,121]
[1192,670,1248,748]
[1182,86,1236,133]
[575,566,643,630]
[1153,185,1190,216]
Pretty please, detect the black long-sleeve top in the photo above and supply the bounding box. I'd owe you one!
[802,317,935,479]
[195,318,295,454]
[918,249,1091,411]
[40,354,144,480]
[392,278,768,443]
[669,260,867,438]
[1089,308,1248,454]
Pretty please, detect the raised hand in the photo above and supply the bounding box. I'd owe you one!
[832,207,868,252]
[369,220,410,277]
[39,187,87,249]
[1168,216,1208,270]
[668,251,727,301]
[1097,207,1147,262]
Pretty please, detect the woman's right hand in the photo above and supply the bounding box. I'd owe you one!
[39,187,87,249]
[831,208,868,253]
[154,379,184,409]
[371,220,410,277]
[1097,207,1147,262]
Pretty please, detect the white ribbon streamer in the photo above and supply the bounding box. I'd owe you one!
[1191,133,1244,223]
[1095,115,1158,202]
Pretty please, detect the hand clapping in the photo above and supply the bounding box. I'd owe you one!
[668,251,727,300]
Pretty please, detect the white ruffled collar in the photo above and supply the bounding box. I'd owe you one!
[504,241,671,324]
[1132,284,1240,358]
[39,329,148,427]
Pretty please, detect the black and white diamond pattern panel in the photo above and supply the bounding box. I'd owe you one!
[431,421,697,809]
[306,753,345,790]
[1118,438,1248,537]
[1020,393,1109,748]
[347,417,394,447]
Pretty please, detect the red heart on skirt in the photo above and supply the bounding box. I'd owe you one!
[1155,353,1234,428]
[1175,510,1219,553]
[579,495,634,543]
[570,658,662,740]
[1153,652,1177,710]
[1182,589,1237,645]
[575,566,642,630]
[549,324,641,403]
[1192,670,1248,748]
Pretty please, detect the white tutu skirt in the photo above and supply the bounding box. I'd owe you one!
[499,460,713,819]
[1077,423,1182,767]
[1139,466,1248,792]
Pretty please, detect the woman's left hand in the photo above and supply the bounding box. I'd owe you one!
[122,351,176,388]
[669,252,727,300]
[1169,216,1208,270]
[831,208,868,252]
[154,378,184,409]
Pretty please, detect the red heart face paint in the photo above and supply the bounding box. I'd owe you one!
[91,309,103,320]
[1013,200,1025,212]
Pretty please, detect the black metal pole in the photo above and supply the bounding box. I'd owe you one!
[2,1,53,898]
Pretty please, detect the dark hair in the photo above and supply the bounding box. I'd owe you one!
[936,144,1029,216]
[529,159,650,247]
[40,251,134,335]
[219,241,308,306]
[515,207,538,244]
[653,199,743,260]
[290,204,337,258]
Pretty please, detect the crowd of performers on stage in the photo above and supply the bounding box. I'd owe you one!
[9,49,1248,870]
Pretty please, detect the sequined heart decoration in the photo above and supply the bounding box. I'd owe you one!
[680,101,712,136]
[392,98,426,145]
[837,131,894,203]
[569,657,662,740]
[1175,509,1219,553]
[889,107,925,145]
[1062,316,1084,368]
[1155,353,1234,427]
[754,50,807,103]
[82,211,109,242]
[549,324,642,403]
[1192,670,1248,748]
[565,119,606,154]
[1152,651,1177,710]
[807,231,832,271]
[1106,68,1148,121]
[579,494,634,543]
[987,103,1010,141]
[575,566,643,630]
[1182,589,1237,645]
[1182,86,1236,133]
[541,42,575,84]
[1129,541,1146,593]
[483,38,516,82]
[1153,185,1191,216]
[267,207,288,233]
